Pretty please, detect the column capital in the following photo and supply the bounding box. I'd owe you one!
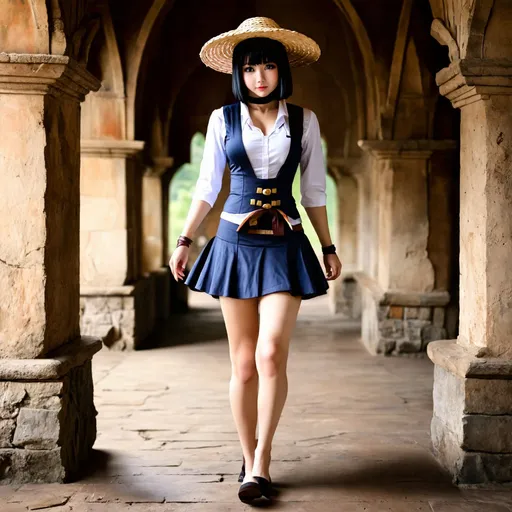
[357,139,457,160]
[145,156,175,177]
[81,139,145,158]
[0,53,100,101]
[327,157,362,177]
[436,58,512,108]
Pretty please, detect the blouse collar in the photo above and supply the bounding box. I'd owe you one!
[240,100,289,133]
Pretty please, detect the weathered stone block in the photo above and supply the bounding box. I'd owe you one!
[433,307,445,327]
[404,307,419,319]
[419,307,432,321]
[379,319,403,338]
[0,420,15,448]
[462,415,512,452]
[0,448,65,484]
[13,409,60,449]
[466,378,512,415]
[404,319,429,340]
[389,306,404,319]
[0,384,26,419]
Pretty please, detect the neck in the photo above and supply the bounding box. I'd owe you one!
[247,99,279,113]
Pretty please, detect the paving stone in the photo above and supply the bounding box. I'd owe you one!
[429,501,512,512]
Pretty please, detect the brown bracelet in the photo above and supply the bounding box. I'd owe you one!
[176,235,193,248]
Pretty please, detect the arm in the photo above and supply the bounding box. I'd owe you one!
[169,110,226,281]
[300,110,342,280]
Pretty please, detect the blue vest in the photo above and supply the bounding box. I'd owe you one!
[222,102,303,221]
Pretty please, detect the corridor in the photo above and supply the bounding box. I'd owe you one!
[2,296,511,511]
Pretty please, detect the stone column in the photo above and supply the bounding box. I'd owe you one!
[355,140,456,355]
[0,54,102,482]
[143,157,174,323]
[79,139,158,350]
[328,159,362,319]
[428,59,512,484]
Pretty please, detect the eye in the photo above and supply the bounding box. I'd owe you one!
[265,63,276,70]
[243,66,254,72]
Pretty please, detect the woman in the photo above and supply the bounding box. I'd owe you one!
[169,17,342,503]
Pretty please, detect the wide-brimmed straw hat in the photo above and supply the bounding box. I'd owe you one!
[200,17,321,74]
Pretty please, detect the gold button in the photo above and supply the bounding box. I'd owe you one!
[262,203,271,209]
[272,188,277,194]
[256,200,262,206]
[271,200,277,206]
[256,187,263,194]
[250,199,256,205]
[250,219,258,226]
[276,199,281,206]
[263,188,271,196]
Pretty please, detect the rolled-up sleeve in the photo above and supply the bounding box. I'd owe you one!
[299,110,327,208]
[192,109,227,207]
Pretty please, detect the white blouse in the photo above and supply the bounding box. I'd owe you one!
[193,100,327,225]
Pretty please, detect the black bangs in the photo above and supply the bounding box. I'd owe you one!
[232,37,293,103]
[240,38,281,66]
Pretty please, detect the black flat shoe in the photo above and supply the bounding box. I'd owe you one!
[238,481,262,503]
[254,476,276,499]
[238,456,245,483]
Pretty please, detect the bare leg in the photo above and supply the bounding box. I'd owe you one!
[219,296,260,483]
[252,292,301,480]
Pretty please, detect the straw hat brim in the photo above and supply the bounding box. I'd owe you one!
[200,27,321,74]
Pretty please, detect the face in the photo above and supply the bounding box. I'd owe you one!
[242,61,279,99]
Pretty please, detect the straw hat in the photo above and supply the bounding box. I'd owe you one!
[200,17,321,74]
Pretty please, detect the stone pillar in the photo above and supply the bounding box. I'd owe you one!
[143,157,174,323]
[0,54,102,482]
[328,159,362,319]
[355,140,456,355]
[428,59,512,484]
[79,139,158,350]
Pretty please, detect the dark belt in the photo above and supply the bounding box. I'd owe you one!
[237,208,302,236]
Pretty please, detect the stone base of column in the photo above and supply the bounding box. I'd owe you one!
[330,267,362,319]
[428,340,512,485]
[0,337,102,484]
[80,274,160,350]
[355,272,449,355]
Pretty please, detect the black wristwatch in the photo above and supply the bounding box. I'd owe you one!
[322,244,336,255]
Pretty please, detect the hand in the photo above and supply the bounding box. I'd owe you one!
[169,246,190,281]
[323,253,342,281]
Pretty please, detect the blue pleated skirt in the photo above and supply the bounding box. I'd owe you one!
[184,219,329,300]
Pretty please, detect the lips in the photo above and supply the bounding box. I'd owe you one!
[257,86,267,90]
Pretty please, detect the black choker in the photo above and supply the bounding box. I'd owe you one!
[246,90,280,104]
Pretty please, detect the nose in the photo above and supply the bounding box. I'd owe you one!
[255,68,264,84]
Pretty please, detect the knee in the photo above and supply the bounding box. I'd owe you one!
[231,347,257,384]
[256,339,287,377]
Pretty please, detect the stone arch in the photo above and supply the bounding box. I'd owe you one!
[86,4,124,96]
[330,0,381,139]
[125,0,175,140]
[81,3,126,140]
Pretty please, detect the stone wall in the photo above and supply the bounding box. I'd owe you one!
[358,274,449,356]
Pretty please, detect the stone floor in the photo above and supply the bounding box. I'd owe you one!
[2,293,512,511]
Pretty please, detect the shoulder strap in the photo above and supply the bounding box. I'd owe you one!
[286,103,304,143]
[222,102,241,142]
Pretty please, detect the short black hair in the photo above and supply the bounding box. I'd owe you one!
[232,37,293,103]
